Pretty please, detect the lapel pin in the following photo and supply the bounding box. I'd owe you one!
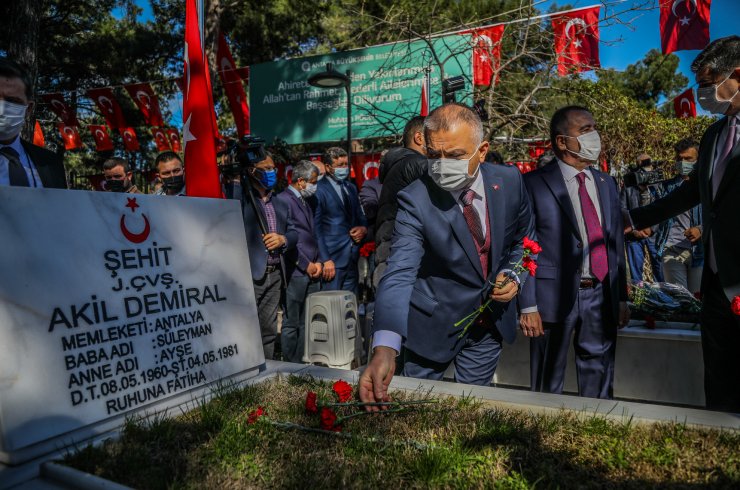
[493,184,500,191]
[600,177,605,182]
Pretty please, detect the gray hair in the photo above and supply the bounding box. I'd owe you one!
[292,160,318,182]
[423,103,484,144]
[691,35,740,77]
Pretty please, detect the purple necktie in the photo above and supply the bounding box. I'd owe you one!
[712,117,737,197]
[576,172,607,282]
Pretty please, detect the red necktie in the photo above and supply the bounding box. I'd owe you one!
[576,172,607,281]
[461,188,488,274]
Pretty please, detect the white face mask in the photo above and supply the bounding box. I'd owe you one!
[300,182,317,198]
[428,144,481,192]
[0,100,27,141]
[563,130,601,162]
[697,72,739,115]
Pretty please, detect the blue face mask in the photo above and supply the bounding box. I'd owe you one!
[255,168,277,190]
[333,167,350,181]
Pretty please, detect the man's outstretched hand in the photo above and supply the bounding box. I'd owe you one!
[358,346,396,412]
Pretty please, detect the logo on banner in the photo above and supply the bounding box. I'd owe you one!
[120,198,151,244]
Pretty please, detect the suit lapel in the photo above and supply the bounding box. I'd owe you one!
[21,141,47,187]
[435,183,484,280]
[592,169,612,240]
[713,136,740,205]
[294,191,313,225]
[541,163,581,239]
[483,171,504,282]
[701,122,721,200]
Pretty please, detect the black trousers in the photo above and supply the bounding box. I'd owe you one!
[253,267,283,361]
[700,269,740,412]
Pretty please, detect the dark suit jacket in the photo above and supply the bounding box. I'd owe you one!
[240,183,297,282]
[276,188,319,279]
[631,116,740,300]
[373,163,535,363]
[313,177,367,270]
[20,140,67,188]
[519,162,627,326]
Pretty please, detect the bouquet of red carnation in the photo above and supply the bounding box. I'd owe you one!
[359,241,376,258]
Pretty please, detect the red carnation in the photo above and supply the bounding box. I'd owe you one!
[522,256,537,276]
[523,237,542,255]
[732,296,740,316]
[305,391,318,414]
[359,241,376,258]
[319,407,341,431]
[332,380,353,403]
[247,406,265,424]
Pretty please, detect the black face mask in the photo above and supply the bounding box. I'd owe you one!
[163,174,185,193]
[106,179,127,192]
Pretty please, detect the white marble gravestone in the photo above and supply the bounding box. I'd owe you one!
[0,186,263,467]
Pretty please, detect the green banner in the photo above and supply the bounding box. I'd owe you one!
[249,35,473,144]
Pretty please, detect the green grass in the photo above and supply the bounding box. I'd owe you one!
[62,375,740,489]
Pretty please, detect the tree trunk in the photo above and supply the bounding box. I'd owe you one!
[7,0,43,141]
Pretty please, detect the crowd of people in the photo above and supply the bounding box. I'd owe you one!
[1,35,738,413]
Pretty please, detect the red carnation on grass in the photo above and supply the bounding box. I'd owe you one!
[247,406,266,424]
[732,296,740,316]
[305,392,318,414]
[319,407,341,432]
[523,236,542,255]
[645,315,656,329]
[332,380,353,403]
[522,256,537,276]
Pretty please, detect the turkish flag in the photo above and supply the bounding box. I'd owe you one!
[420,71,430,116]
[124,82,165,127]
[183,0,221,198]
[552,6,601,76]
[217,32,250,136]
[151,127,172,152]
[33,121,45,147]
[660,0,711,54]
[41,93,78,126]
[166,128,181,152]
[86,87,127,129]
[120,127,140,152]
[674,88,697,118]
[89,125,114,151]
[56,123,82,150]
[471,25,505,86]
[351,153,381,189]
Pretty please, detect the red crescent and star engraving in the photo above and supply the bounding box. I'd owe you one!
[120,197,151,244]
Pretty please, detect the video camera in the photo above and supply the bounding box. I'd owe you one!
[219,135,267,177]
[622,159,665,188]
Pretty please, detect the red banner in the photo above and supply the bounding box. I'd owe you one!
[86,87,127,129]
[217,32,250,136]
[124,82,165,127]
[471,25,505,86]
[660,0,711,55]
[674,88,697,118]
[57,123,82,150]
[41,93,78,126]
[552,6,601,76]
[89,125,114,151]
[351,153,381,189]
[151,127,171,152]
[166,128,181,152]
[33,121,45,147]
[183,0,221,197]
[120,127,140,152]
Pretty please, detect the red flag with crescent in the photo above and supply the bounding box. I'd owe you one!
[552,6,601,76]
[660,0,711,55]
[86,87,127,129]
[674,88,697,118]
[41,93,79,126]
[124,82,165,127]
[151,127,172,152]
[33,121,45,147]
[420,70,430,116]
[470,25,505,86]
[89,124,114,151]
[217,32,251,136]
[183,0,221,198]
[166,128,181,152]
[56,122,82,150]
[120,127,140,151]
[351,153,381,189]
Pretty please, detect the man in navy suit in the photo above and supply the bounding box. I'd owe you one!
[276,160,323,363]
[240,152,297,360]
[360,104,535,406]
[519,106,629,400]
[314,147,368,294]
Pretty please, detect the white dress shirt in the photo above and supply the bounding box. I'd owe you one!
[0,135,43,188]
[372,170,488,354]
